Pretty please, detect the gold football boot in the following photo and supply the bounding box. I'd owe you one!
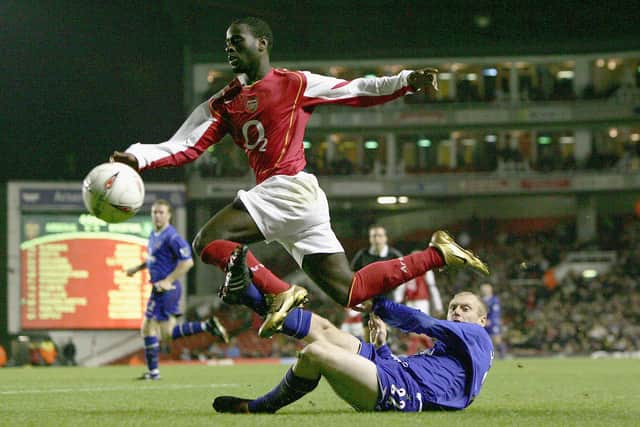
[429,230,490,276]
[258,285,309,338]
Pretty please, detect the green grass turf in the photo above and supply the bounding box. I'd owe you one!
[0,358,639,426]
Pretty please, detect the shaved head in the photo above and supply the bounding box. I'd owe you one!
[447,292,487,326]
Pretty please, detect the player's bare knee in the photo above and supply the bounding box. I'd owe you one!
[141,319,156,337]
[299,341,330,366]
[159,322,173,341]
[298,342,318,362]
[308,316,335,341]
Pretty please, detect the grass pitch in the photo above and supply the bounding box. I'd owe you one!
[1,358,638,426]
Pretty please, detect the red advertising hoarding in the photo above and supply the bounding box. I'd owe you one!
[20,215,153,329]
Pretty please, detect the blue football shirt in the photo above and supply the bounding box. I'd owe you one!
[373,298,494,410]
[483,295,502,328]
[147,224,192,285]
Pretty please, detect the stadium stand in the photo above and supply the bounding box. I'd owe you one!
[110,216,638,364]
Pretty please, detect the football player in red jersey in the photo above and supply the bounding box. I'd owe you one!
[112,17,488,337]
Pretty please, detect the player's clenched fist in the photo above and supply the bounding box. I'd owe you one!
[110,150,139,170]
[408,68,439,93]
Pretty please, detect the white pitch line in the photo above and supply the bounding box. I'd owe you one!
[0,383,239,395]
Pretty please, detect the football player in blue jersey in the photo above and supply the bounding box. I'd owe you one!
[125,199,229,380]
[212,290,493,413]
[480,283,507,358]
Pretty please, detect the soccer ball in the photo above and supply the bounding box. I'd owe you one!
[82,162,145,223]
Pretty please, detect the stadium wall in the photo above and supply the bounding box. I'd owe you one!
[0,184,7,351]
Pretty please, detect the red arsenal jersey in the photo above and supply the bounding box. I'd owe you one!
[404,275,431,301]
[402,270,440,308]
[126,68,414,184]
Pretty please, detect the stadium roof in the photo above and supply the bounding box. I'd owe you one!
[2,0,639,181]
[175,0,640,62]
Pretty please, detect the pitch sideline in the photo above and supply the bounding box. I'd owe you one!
[0,383,240,395]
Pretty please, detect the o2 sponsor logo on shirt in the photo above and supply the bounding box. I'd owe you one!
[242,120,268,152]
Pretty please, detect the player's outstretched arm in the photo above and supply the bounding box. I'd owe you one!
[301,67,438,109]
[301,70,413,108]
[125,261,147,277]
[372,297,452,342]
[112,100,228,172]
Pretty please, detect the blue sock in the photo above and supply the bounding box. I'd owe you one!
[143,336,160,374]
[172,321,206,340]
[242,282,267,316]
[281,308,312,339]
[248,367,320,413]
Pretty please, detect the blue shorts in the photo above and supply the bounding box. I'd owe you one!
[356,342,441,413]
[145,283,182,321]
[374,358,444,412]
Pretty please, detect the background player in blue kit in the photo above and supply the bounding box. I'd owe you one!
[480,283,507,359]
[213,291,493,413]
[125,199,229,380]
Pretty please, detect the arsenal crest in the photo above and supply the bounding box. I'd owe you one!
[245,96,258,113]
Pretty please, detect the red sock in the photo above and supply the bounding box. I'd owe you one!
[347,247,444,307]
[200,240,290,294]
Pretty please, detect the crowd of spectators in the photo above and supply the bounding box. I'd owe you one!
[435,218,640,356]
[191,134,640,179]
[191,59,639,179]
[2,336,77,367]
[169,217,639,361]
[513,272,640,354]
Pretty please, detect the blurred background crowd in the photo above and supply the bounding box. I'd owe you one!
[150,216,640,363]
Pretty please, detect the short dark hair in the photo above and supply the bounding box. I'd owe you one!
[231,17,274,51]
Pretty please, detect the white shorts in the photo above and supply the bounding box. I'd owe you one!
[237,171,344,267]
